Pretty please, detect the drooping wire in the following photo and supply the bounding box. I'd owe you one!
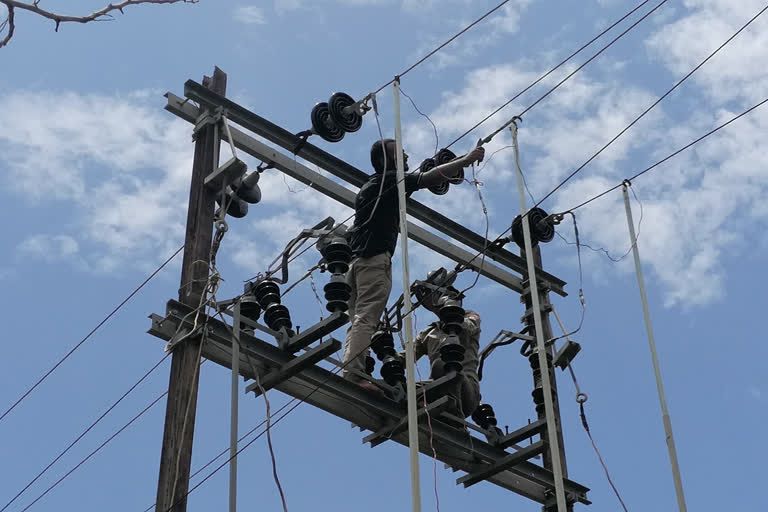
[0,244,183,426]
[556,184,643,263]
[243,350,289,512]
[459,163,489,295]
[373,0,514,95]
[551,307,630,512]
[446,0,658,148]
[564,96,768,213]
[547,213,586,345]
[399,86,439,156]
[531,1,768,211]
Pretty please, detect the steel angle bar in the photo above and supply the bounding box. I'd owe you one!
[281,311,348,353]
[172,84,567,296]
[458,441,546,488]
[165,92,528,294]
[245,338,341,396]
[497,418,547,449]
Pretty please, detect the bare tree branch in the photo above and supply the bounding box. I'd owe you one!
[0,0,197,47]
[0,4,15,49]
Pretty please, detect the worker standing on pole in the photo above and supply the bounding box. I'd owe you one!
[341,139,484,390]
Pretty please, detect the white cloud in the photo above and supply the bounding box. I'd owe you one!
[18,234,80,262]
[646,0,768,103]
[400,53,768,308]
[0,91,192,272]
[234,6,268,25]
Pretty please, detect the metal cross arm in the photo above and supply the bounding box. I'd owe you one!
[165,92,530,295]
[173,82,567,296]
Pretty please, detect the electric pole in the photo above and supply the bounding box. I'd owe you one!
[155,67,227,512]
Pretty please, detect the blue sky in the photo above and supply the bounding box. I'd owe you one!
[1,0,767,511]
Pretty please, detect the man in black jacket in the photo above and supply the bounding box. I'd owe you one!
[341,139,484,390]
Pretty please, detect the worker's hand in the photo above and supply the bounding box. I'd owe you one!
[461,146,485,167]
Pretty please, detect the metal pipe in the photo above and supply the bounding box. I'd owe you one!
[511,123,568,512]
[622,183,687,512]
[393,78,422,512]
[229,300,241,512]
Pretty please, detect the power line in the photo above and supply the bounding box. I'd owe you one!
[19,390,169,512]
[374,0,514,94]
[565,95,768,213]
[0,244,184,426]
[480,0,669,145]
[532,1,768,210]
[0,353,171,512]
[446,0,654,148]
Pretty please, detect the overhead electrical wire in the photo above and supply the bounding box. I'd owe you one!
[0,244,184,426]
[373,0,515,95]
[531,1,768,212]
[445,0,657,148]
[245,0,670,286]
[564,96,768,213]
[0,353,171,512]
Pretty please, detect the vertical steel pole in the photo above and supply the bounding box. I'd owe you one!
[393,77,422,512]
[511,123,567,512]
[622,183,687,512]
[229,301,241,512]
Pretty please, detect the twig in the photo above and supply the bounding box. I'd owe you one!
[0,0,195,47]
[0,4,15,49]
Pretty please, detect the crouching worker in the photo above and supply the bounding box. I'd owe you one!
[407,274,482,418]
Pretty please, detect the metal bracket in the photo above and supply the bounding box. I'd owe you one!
[553,340,581,370]
[205,156,247,191]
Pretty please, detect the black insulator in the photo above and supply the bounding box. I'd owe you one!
[328,92,363,133]
[435,148,457,165]
[371,330,396,361]
[239,295,261,323]
[321,238,353,274]
[440,341,465,374]
[531,387,545,413]
[264,303,292,331]
[438,300,465,335]
[420,158,449,196]
[324,277,351,313]
[365,356,375,375]
[252,279,281,308]
[310,102,345,143]
[528,351,553,370]
[511,207,555,248]
[471,403,499,430]
[529,207,554,243]
[435,148,463,185]
[381,358,406,386]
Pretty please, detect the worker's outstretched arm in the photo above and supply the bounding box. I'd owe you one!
[418,146,485,189]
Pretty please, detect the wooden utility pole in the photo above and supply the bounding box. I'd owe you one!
[155,67,227,512]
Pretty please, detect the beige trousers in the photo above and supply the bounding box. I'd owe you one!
[342,251,392,378]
